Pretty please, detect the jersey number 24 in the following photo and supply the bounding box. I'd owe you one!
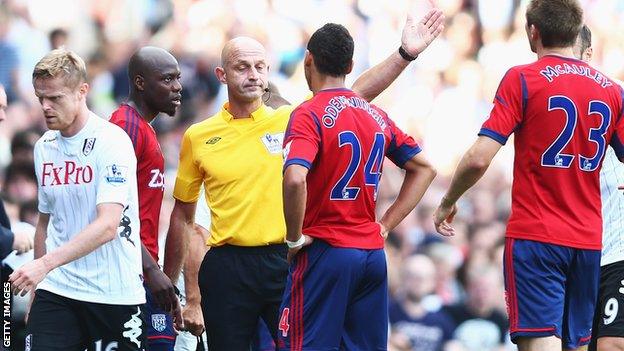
[331,131,385,200]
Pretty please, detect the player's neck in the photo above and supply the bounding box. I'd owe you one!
[60,105,90,137]
[537,46,575,59]
[311,75,346,95]
[226,97,263,119]
[127,94,157,123]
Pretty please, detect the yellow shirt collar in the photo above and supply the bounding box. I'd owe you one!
[221,102,268,122]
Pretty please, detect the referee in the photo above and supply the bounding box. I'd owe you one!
[163,12,444,349]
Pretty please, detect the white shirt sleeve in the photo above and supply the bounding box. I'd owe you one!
[95,129,137,206]
[194,186,211,231]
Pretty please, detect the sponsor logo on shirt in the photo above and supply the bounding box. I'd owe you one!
[118,205,134,246]
[261,132,284,154]
[148,169,165,190]
[41,161,94,186]
[206,136,222,144]
[105,164,128,185]
[151,314,167,332]
[82,137,96,156]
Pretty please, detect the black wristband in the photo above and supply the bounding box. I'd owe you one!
[398,46,418,61]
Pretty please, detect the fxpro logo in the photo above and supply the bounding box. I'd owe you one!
[41,161,93,186]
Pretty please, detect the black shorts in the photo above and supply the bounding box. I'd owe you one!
[26,289,146,351]
[198,244,288,351]
[589,260,624,350]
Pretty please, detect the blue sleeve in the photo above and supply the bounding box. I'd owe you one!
[0,226,14,260]
[384,115,422,168]
[0,200,13,260]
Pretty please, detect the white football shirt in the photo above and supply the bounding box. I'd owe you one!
[600,146,624,266]
[34,113,145,304]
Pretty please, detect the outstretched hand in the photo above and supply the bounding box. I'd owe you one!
[401,8,445,57]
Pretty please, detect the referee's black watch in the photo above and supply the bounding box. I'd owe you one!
[398,46,418,61]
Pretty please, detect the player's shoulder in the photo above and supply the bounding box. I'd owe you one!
[289,94,326,119]
[267,103,296,116]
[109,104,144,129]
[499,64,529,82]
[184,112,224,140]
[93,114,134,145]
[34,130,60,151]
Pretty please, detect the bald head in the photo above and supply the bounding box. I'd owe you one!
[403,254,437,301]
[127,46,182,117]
[128,46,179,83]
[221,37,266,67]
[404,254,436,279]
[215,37,269,104]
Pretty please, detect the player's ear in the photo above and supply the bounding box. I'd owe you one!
[215,66,227,84]
[529,24,539,42]
[584,47,593,62]
[304,50,312,68]
[76,82,89,100]
[346,60,353,74]
[134,75,145,92]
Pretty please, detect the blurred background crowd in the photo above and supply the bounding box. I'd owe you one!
[1,0,623,350]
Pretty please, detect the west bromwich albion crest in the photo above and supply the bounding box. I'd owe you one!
[82,138,96,156]
[151,314,167,332]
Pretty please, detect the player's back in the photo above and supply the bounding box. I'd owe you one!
[284,88,421,249]
[485,55,624,249]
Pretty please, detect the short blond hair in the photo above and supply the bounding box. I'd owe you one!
[32,49,87,89]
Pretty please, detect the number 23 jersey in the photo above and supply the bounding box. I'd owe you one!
[480,55,624,250]
[283,88,421,249]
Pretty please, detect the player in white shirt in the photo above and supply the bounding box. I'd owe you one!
[8,49,146,351]
[576,26,624,351]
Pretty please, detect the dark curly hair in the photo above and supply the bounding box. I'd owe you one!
[307,23,354,77]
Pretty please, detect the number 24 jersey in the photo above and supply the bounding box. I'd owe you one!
[283,88,421,249]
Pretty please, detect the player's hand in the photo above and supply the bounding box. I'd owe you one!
[171,299,184,333]
[287,235,313,264]
[433,200,457,237]
[12,230,34,254]
[144,266,178,314]
[401,7,445,57]
[378,222,389,240]
[182,301,205,336]
[9,258,51,296]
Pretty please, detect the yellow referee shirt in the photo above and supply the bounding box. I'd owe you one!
[173,102,294,247]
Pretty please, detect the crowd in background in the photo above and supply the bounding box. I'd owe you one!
[1,0,623,350]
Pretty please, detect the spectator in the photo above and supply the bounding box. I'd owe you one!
[443,266,508,351]
[389,254,455,351]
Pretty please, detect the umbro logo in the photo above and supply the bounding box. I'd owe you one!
[206,137,222,144]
